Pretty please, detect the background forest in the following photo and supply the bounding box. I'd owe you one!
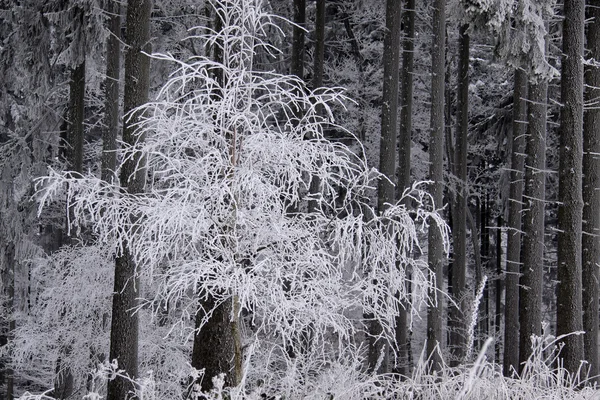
[1,0,600,399]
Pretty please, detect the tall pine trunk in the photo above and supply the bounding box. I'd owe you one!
[371,0,401,374]
[101,0,121,183]
[503,68,527,376]
[395,0,415,376]
[556,0,585,376]
[106,0,152,398]
[518,76,548,369]
[582,0,600,382]
[426,0,445,372]
[450,24,469,366]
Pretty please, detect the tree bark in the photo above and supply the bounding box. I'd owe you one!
[371,0,401,374]
[495,215,503,363]
[191,295,242,392]
[582,0,600,382]
[518,77,547,369]
[106,0,152,398]
[449,24,469,366]
[556,0,585,376]
[503,68,527,377]
[101,0,121,183]
[67,59,85,175]
[308,0,325,214]
[426,0,445,372]
[291,0,305,80]
[394,0,415,377]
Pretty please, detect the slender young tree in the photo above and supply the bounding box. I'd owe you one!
[582,0,600,382]
[372,0,401,374]
[519,74,548,369]
[503,68,527,376]
[106,0,152,398]
[450,23,469,366]
[556,0,585,375]
[395,0,415,376]
[426,0,445,372]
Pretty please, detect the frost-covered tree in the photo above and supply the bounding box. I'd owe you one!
[36,0,448,396]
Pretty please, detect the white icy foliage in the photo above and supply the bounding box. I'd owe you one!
[459,0,557,81]
[36,0,449,394]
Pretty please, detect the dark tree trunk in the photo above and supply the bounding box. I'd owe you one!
[503,68,527,376]
[426,0,445,372]
[519,77,548,369]
[191,295,242,392]
[556,0,585,376]
[308,0,325,214]
[67,59,85,175]
[449,24,469,366]
[291,0,305,80]
[371,0,401,374]
[106,0,152,398]
[394,0,415,377]
[582,0,600,383]
[495,215,503,363]
[0,243,14,400]
[101,0,121,183]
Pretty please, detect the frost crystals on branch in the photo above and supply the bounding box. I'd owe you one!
[36,0,449,394]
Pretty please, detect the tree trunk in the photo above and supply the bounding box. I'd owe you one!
[101,0,121,183]
[191,295,242,392]
[519,77,547,369]
[291,0,305,80]
[449,24,469,366]
[106,0,152,398]
[308,0,325,214]
[371,0,401,374]
[394,0,415,377]
[582,0,600,383]
[67,60,85,175]
[426,0,445,372]
[503,68,527,376]
[190,5,243,391]
[0,242,14,400]
[556,0,585,376]
[495,215,503,363]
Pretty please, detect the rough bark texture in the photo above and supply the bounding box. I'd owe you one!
[394,0,415,377]
[106,0,152,398]
[101,0,121,183]
[582,0,600,382]
[191,296,242,392]
[425,0,445,372]
[307,0,325,214]
[291,0,305,80]
[372,0,401,374]
[519,78,547,369]
[556,0,585,376]
[503,68,527,377]
[67,60,85,174]
[449,24,468,366]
